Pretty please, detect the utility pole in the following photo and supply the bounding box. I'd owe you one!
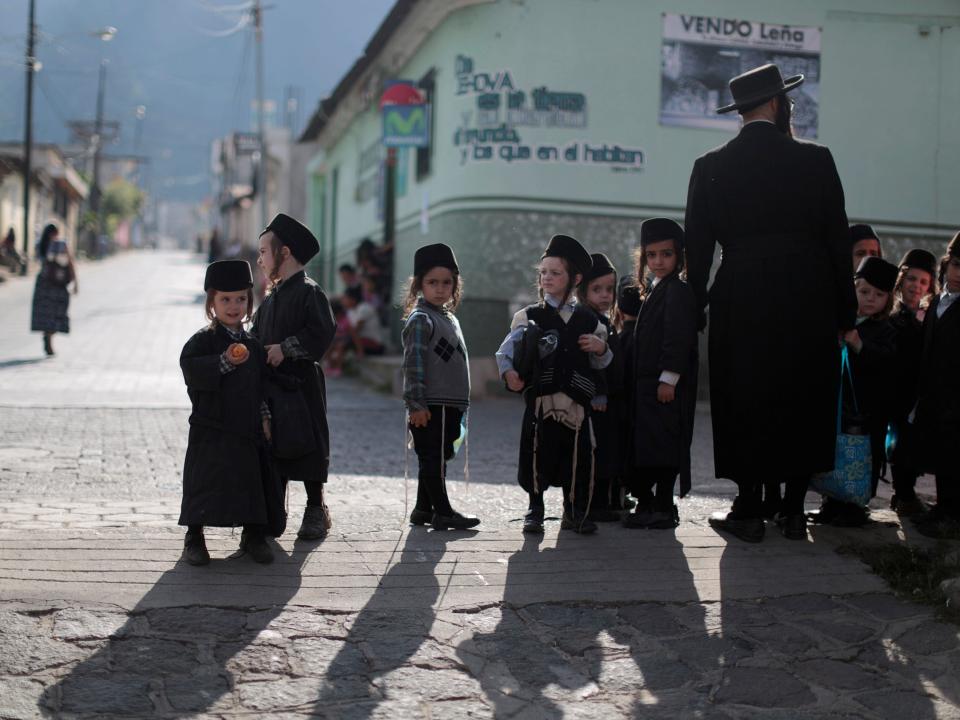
[253,0,268,231]
[88,58,107,257]
[21,0,36,273]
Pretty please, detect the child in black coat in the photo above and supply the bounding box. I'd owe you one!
[622,219,698,529]
[913,233,960,538]
[253,214,336,541]
[179,260,275,565]
[615,277,642,509]
[817,256,898,526]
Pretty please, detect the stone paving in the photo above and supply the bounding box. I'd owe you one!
[0,251,959,719]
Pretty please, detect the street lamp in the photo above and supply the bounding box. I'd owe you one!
[88,26,118,258]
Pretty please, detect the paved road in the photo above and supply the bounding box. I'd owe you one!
[0,251,957,719]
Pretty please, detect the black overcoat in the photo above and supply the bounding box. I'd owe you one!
[846,318,897,481]
[915,295,960,475]
[591,316,623,481]
[685,121,857,480]
[252,271,336,481]
[179,324,269,527]
[630,274,699,496]
[888,306,924,466]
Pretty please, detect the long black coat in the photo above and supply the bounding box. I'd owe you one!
[179,324,269,527]
[685,121,857,480]
[630,274,699,496]
[846,318,897,482]
[591,316,623,481]
[915,295,960,475]
[888,306,924,467]
[252,271,336,481]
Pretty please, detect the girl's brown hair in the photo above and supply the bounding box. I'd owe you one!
[632,238,686,298]
[205,288,255,327]
[855,278,895,320]
[263,232,287,289]
[401,270,463,319]
[576,270,618,319]
[536,256,582,305]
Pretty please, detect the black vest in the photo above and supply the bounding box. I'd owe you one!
[524,303,598,406]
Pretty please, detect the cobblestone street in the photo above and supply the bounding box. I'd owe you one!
[1,251,958,719]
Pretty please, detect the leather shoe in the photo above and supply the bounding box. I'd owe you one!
[890,494,926,517]
[522,507,544,534]
[298,504,331,540]
[183,533,209,566]
[709,512,764,543]
[622,508,678,529]
[775,512,807,540]
[431,511,481,530]
[561,513,598,534]
[240,532,274,564]
[409,508,432,526]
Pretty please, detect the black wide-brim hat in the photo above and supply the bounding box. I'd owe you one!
[717,63,804,114]
[640,218,685,250]
[855,256,898,293]
[204,259,253,292]
[617,276,641,316]
[414,243,459,276]
[583,252,617,284]
[260,213,319,264]
[899,248,938,277]
[850,223,880,245]
[542,234,592,276]
[948,231,960,259]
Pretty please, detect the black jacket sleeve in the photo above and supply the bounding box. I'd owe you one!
[180,331,223,392]
[819,147,857,331]
[659,280,698,376]
[684,156,715,323]
[293,285,336,361]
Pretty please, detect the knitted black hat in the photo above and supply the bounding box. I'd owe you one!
[617,276,641,316]
[855,256,898,293]
[414,243,459,276]
[204,259,253,292]
[640,218,685,249]
[898,248,937,277]
[850,224,880,246]
[717,63,803,114]
[583,252,617,284]
[260,213,319,264]
[542,234,592,276]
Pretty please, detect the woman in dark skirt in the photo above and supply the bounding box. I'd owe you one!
[30,224,77,356]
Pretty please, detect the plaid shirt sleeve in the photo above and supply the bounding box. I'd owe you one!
[280,335,313,360]
[219,352,237,374]
[401,312,431,412]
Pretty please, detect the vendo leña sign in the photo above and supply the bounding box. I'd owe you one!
[381,79,430,148]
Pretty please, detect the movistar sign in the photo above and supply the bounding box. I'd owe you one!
[382,104,430,147]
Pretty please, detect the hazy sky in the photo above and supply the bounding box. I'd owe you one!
[0,0,395,201]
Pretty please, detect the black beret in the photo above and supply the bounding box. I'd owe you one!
[849,224,880,246]
[949,231,960,259]
[898,249,937,277]
[617,276,641,316]
[583,252,617,284]
[640,218,685,249]
[204,259,253,292]
[414,243,459,276]
[542,234,592,276]
[260,213,319,264]
[855,256,898,293]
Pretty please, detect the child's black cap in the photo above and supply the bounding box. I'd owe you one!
[849,223,881,247]
[617,276,642,316]
[582,252,617,284]
[898,249,937,277]
[260,213,319,264]
[542,234,592,276]
[204,260,253,292]
[640,218,684,249]
[855,256,898,293]
[414,243,459,276]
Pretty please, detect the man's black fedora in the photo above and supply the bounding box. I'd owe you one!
[717,63,804,115]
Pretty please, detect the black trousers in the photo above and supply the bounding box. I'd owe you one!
[410,405,463,515]
[735,476,808,517]
[524,417,593,517]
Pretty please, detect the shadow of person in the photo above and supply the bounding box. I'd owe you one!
[39,537,308,718]
[311,526,477,718]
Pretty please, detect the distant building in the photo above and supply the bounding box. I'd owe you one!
[298,0,960,367]
[0,143,89,258]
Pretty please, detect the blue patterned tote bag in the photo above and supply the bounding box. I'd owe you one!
[810,346,872,505]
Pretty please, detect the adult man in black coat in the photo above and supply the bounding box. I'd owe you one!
[684,64,857,542]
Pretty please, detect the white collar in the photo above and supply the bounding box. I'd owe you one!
[545,293,576,309]
[743,118,776,127]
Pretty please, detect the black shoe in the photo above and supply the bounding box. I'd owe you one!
[182,533,209,566]
[298,504,331,540]
[621,496,637,511]
[622,508,678,529]
[240,532,274,564]
[431,510,481,530]
[587,507,621,522]
[43,334,54,357]
[830,503,869,527]
[775,512,807,540]
[709,512,765,543]
[522,507,544,534]
[560,513,598,534]
[808,497,842,524]
[409,508,433,526]
[891,494,926,517]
